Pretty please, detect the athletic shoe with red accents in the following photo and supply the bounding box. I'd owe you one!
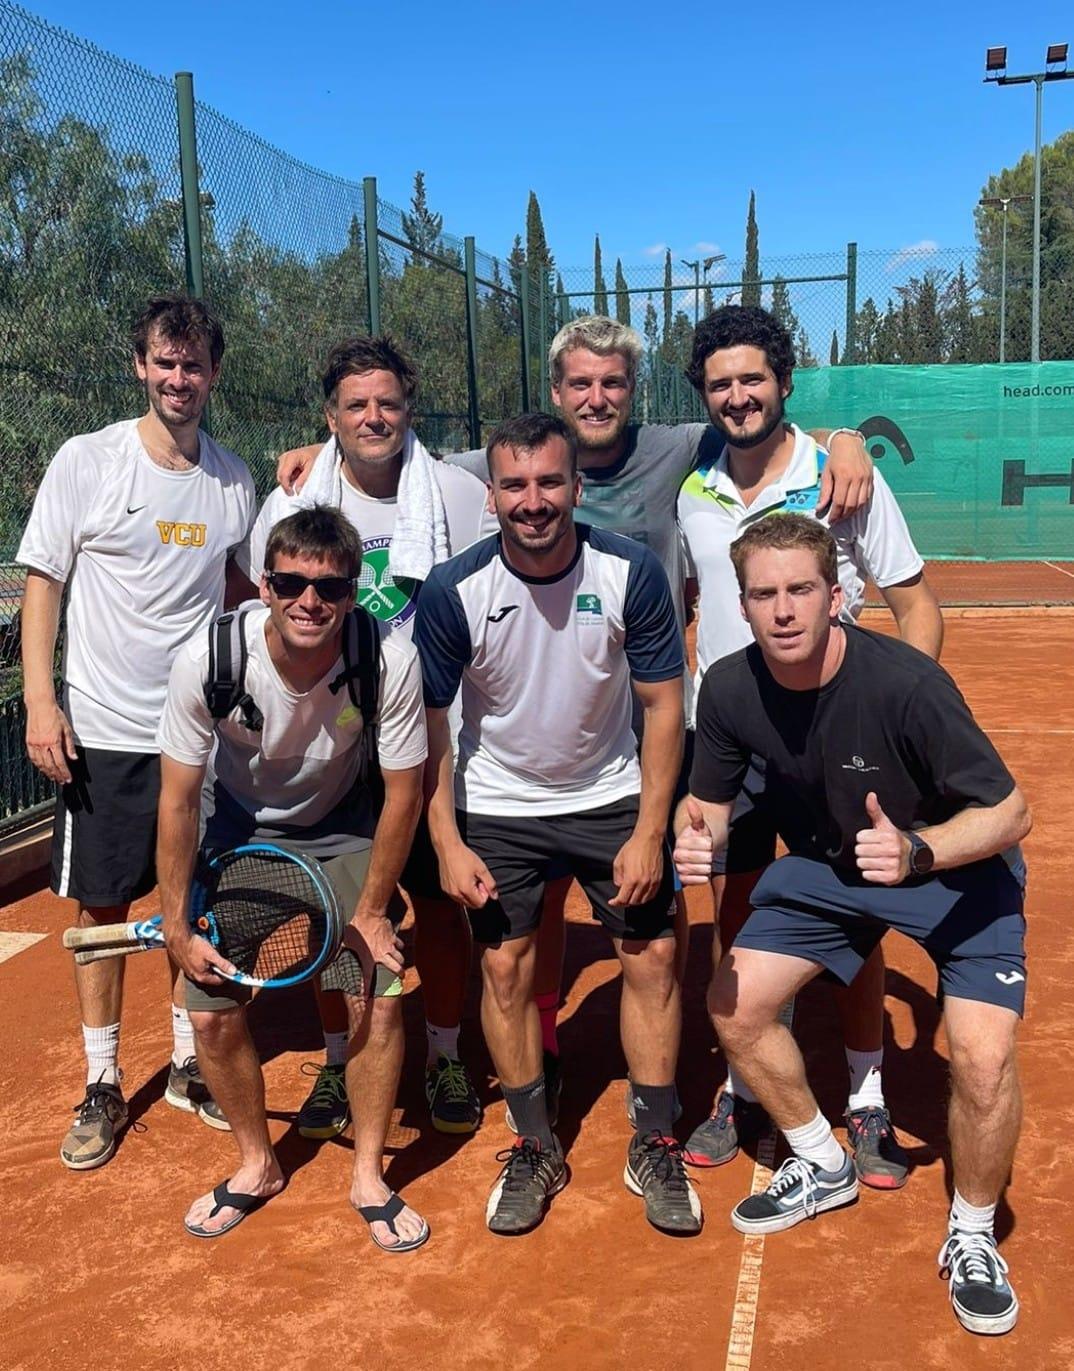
[682,1091,768,1168]
[844,1106,909,1189]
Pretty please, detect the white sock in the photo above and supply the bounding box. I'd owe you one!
[83,1023,121,1087]
[784,1109,847,1173]
[846,1048,885,1111]
[950,1189,996,1237]
[323,1031,349,1069]
[725,1067,757,1104]
[171,1005,195,1067]
[426,1021,460,1065]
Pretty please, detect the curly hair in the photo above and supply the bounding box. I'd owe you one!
[132,295,225,367]
[685,305,796,393]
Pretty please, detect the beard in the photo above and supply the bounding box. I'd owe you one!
[707,396,785,450]
[500,509,572,559]
[560,406,630,453]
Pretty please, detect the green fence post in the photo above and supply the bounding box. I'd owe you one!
[174,73,205,301]
[174,72,210,433]
[518,266,532,411]
[538,277,549,405]
[557,281,569,331]
[363,177,381,335]
[844,242,858,365]
[464,236,482,449]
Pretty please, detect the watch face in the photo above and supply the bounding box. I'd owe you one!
[910,837,934,874]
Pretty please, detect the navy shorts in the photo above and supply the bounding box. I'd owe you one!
[682,733,777,878]
[735,853,1028,1015]
[457,796,676,945]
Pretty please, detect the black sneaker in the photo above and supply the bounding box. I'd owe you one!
[426,1054,482,1135]
[682,1091,768,1168]
[486,1136,567,1234]
[938,1231,1019,1335]
[731,1153,858,1235]
[504,1050,561,1132]
[165,1056,230,1132]
[60,1079,128,1171]
[845,1105,909,1190]
[296,1062,351,1139]
[624,1131,703,1234]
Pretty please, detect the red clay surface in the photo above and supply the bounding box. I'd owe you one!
[866,560,1074,607]
[1,615,1071,1370]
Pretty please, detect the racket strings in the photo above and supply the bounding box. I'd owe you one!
[201,852,336,980]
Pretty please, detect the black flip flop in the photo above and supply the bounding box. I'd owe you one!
[184,1180,271,1239]
[355,1191,430,1253]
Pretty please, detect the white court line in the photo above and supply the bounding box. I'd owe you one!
[723,996,795,1371]
[0,931,46,965]
[1042,561,1074,581]
[986,728,1074,735]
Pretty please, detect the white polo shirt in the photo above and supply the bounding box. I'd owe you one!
[677,424,924,720]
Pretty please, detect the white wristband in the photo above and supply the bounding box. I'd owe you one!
[826,426,866,449]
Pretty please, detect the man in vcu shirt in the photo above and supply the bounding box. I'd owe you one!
[415,412,700,1237]
[18,295,255,1168]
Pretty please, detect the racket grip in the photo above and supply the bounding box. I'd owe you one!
[74,944,150,965]
[63,916,163,950]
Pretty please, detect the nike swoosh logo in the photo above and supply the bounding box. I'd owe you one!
[126,505,147,515]
[487,605,519,623]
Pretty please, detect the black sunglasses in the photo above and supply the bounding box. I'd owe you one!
[265,571,355,603]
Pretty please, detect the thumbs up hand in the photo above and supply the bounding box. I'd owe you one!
[855,791,911,885]
[674,798,715,887]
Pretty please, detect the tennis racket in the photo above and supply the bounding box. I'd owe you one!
[61,844,344,989]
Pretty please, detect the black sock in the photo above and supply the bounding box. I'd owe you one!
[630,1081,678,1139]
[502,1074,555,1148]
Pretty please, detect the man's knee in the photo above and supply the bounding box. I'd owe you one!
[191,1005,246,1050]
[947,1007,1019,1108]
[481,941,533,1012]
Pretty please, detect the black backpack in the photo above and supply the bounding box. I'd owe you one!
[203,605,382,778]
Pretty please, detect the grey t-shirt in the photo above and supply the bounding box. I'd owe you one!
[449,423,720,635]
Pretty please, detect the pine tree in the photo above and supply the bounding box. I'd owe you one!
[743,191,761,307]
[795,325,818,368]
[593,235,609,315]
[643,295,660,354]
[507,234,525,291]
[526,191,554,286]
[852,297,882,362]
[943,263,977,362]
[614,257,630,326]
[829,330,839,366]
[770,275,795,332]
[556,271,570,329]
[401,170,443,256]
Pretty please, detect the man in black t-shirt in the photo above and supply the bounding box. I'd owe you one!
[674,514,1030,1339]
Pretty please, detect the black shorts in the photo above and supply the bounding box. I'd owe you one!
[51,747,160,907]
[682,732,777,878]
[737,853,1028,1016]
[458,796,676,945]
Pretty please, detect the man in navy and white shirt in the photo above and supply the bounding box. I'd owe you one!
[415,412,701,1238]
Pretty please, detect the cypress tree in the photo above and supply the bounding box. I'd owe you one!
[594,235,609,314]
[743,191,761,307]
[614,257,630,326]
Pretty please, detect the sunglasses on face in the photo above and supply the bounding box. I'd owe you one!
[265,571,355,603]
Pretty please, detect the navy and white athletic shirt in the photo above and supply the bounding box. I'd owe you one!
[414,523,684,817]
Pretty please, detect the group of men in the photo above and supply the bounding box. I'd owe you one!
[19,293,1029,1333]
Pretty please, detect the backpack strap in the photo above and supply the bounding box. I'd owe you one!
[329,608,382,778]
[204,609,264,731]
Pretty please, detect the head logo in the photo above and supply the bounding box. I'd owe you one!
[859,416,915,466]
[355,536,419,626]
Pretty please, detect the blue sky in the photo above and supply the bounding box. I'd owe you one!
[14,0,1074,278]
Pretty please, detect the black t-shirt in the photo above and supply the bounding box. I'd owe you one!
[690,624,1016,871]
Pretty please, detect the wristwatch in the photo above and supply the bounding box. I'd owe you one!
[906,831,935,876]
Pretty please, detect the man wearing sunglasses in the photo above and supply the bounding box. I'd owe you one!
[158,506,429,1250]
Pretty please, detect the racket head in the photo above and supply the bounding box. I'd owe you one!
[192,844,344,988]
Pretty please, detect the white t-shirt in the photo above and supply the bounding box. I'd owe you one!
[677,424,925,721]
[158,606,427,855]
[237,445,497,640]
[17,419,256,752]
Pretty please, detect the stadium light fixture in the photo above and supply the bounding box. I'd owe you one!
[984,43,1074,361]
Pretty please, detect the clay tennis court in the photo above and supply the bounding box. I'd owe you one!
[1,577,1071,1370]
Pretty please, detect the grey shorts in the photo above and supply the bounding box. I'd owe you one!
[184,848,404,1013]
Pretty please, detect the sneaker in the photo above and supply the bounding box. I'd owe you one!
[426,1054,481,1135]
[296,1062,350,1139]
[731,1153,858,1235]
[60,1079,128,1171]
[486,1135,567,1234]
[625,1081,683,1130]
[682,1092,768,1168]
[938,1231,1019,1335]
[164,1056,231,1132]
[624,1131,703,1234]
[504,1050,561,1133]
[845,1105,909,1189]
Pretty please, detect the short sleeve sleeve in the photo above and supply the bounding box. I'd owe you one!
[16,439,101,582]
[413,569,473,708]
[157,637,215,767]
[690,666,751,802]
[375,637,429,771]
[623,548,685,682]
